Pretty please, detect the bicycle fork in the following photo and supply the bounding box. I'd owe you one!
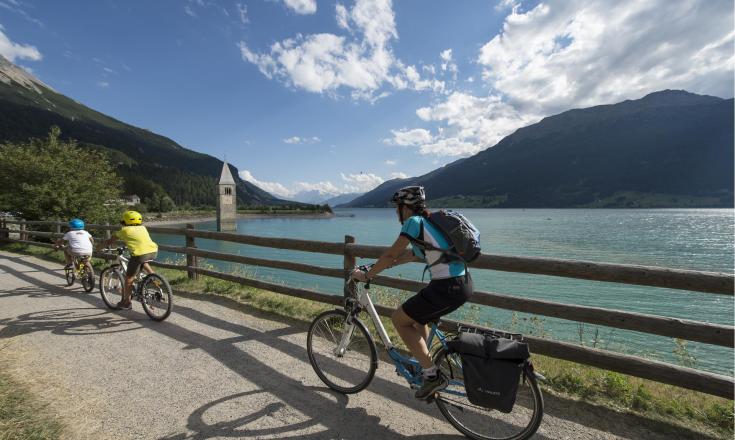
[334,317,357,357]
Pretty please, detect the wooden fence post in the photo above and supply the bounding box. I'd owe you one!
[0,217,6,239]
[344,235,356,299]
[55,223,61,240]
[103,223,112,261]
[186,224,198,280]
[19,222,26,241]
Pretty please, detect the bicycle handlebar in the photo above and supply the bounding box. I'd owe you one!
[349,263,375,289]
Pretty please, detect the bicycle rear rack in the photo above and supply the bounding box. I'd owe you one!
[456,324,524,342]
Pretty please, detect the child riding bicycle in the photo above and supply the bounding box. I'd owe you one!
[55,218,94,272]
[101,210,158,310]
[351,186,474,400]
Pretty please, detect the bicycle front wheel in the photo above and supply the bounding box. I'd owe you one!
[306,309,377,394]
[140,273,172,322]
[81,265,95,293]
[99,267,124,309]
[434,349,544,440]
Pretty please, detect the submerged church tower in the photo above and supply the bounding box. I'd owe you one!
[217,161,237,232]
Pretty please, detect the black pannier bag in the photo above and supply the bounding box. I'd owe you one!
[447,332,531,413]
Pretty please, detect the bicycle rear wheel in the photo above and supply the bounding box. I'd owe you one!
[434,348,544,440]
[81,265,95,292]
[64,267,75,286]
[306,309,377,394]
[99,267,124,309]
[140,273,172,321]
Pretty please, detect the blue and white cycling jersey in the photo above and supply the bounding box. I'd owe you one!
[400,215,466,280]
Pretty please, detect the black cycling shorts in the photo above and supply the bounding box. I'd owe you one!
[126,252,157,277]
[402,273,473,325]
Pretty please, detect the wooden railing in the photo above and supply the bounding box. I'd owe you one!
[1,218,733,399]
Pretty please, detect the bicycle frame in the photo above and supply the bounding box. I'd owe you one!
[102,248,148,290]
[340,281,461,392]
[71,255,88,275]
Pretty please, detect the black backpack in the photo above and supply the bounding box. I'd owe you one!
[408,210,481,275]
[447,331,530,413]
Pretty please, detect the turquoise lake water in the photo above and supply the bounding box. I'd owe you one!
[152,209,734,375]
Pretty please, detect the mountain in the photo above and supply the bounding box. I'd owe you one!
[346,90,734,208]
[0,55,292,208]
[290,189,339,204]
[324,192,363,207]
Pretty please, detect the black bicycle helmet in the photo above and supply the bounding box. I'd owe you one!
[390,186,426,207]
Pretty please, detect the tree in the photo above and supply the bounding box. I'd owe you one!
[146,191,176,213]
[0,127,124,223]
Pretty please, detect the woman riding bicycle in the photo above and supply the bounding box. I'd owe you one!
[102,210,158,310]
[351,186,474,399]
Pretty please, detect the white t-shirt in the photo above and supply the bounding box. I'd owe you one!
[63,230,93,255]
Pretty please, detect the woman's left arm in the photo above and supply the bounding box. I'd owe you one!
[356,235,412,281]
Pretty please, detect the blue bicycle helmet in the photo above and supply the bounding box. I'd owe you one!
[68,218,85,230]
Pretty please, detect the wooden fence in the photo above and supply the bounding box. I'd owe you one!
[1,218,733,399]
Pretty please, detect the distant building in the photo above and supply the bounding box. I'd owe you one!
[126,194,141,205]
[217,162,237,231]
[105,194,142,207]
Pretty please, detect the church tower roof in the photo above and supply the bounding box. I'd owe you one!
[219,161,236,185]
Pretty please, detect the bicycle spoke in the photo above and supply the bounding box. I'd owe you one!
[140,274,172,321]
[307,310,377,394]
[434,349,543,440]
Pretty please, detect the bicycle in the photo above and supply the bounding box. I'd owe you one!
[306,265,544,440]
[98,247,173,321]
[59,247,95,293]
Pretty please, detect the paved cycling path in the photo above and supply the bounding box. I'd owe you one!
[0,250,714,440]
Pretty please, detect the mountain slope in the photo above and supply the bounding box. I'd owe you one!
[324,192,363,207]
[0,55,289,207]
[347,90,734,208]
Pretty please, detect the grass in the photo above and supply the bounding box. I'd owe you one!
[0,363,62,440]
[2,242,733,439]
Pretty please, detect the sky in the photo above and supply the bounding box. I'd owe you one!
[1,0,733,200]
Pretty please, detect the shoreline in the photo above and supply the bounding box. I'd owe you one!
[147,211,334,226]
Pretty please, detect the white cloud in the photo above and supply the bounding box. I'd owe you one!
[0,1,44,28]
[410,92,537,156]
[241,169,394,198]
[440,49,452,63]
[283,0,317,15]
[335,3,349,30]
[96,81,110,88]
[236,3,248,24]
[239,170,293,198]
[183,5,197,17]
[390,0,734,158]
[439,48,458,79]
[390,172,408,179]
[478,0,734,115]
[239,0,439,100]
[384,159,396,166]
[293,180,340,194]
[495,0,519,11]
[340,172,385,192]
[283,136,321,144]
[0,28,41,62]
[383,128,433,146]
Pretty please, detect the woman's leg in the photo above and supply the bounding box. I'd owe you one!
[392,307,433,369]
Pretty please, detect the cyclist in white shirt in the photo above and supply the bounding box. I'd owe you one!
[55,218,94,272]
